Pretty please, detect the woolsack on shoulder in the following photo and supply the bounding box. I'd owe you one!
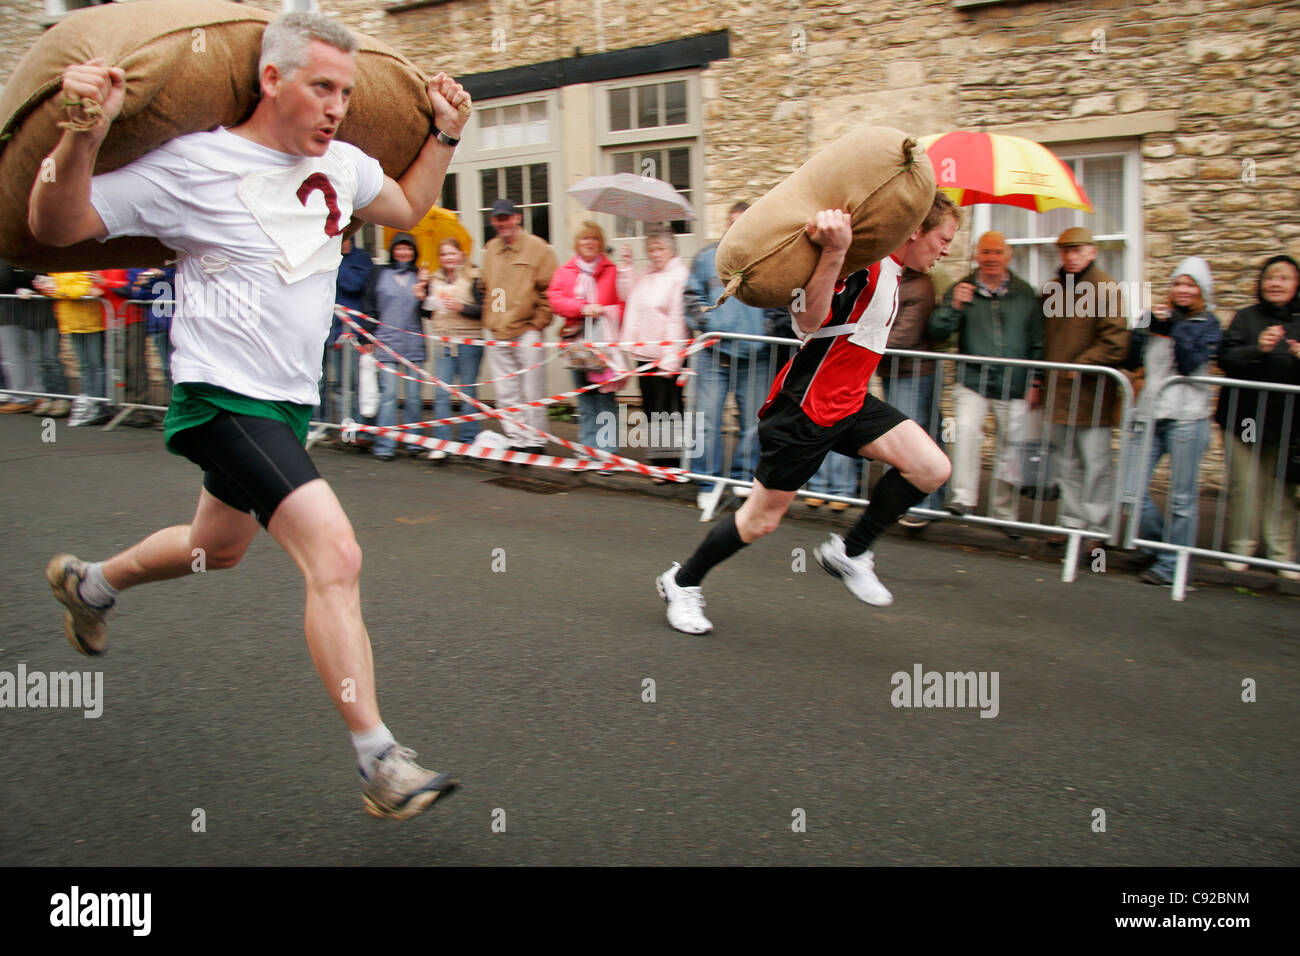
[715,128,936,309]
[0,0,435,272]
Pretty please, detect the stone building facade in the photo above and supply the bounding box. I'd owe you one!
[3,0,1296,312]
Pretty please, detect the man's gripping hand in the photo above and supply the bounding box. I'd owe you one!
[804,209,852,254]
[427,72,471,140]
[59,58,125,139]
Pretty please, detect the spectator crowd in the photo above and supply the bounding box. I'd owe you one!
[3,209,1297,585]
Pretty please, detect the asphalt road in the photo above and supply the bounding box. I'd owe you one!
[1,414,1296,866]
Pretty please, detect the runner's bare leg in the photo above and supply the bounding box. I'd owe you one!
[267,478,380,732]
[101,488,261,588]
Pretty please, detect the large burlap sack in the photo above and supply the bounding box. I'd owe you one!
[0,0,435,272]
[715,127,936,309]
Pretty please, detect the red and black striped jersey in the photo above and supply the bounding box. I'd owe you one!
[760,256,905,426]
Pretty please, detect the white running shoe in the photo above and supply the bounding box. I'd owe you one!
[656,562,713,634]
[427,449,448,461]
[814,533,893,607]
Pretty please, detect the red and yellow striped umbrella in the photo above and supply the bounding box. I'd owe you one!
[918,131,1093,213]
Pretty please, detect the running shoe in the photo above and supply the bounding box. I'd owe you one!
[360,745,457,820]
[814,533,893,607]
[46,553,113,656]
[656,562,713,634]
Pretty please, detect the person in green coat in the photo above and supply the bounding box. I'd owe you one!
[928,231,1044,522]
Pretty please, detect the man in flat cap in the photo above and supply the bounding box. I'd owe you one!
[1037,227,1130,547]
[481,198,557,455]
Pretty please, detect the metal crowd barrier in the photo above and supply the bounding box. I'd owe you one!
[684,331,1138,584]
[101,297,176,427]
[1125,375,1300,601]
[0,292,118,420]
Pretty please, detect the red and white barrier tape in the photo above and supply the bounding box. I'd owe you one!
[336,305,695,351]
[338,311,716,478]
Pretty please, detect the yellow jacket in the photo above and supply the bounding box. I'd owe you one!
[51,272,106,334]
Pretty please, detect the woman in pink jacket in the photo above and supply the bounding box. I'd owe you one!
[547,221,624,467]
[618,227,690,477]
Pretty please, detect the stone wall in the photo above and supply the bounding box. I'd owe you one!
[0,0,49,99]
[329,0,1297,312]
[3,0,1294,311]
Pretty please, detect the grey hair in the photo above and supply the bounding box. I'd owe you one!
[259,12,358,82]
[644,226,677,255]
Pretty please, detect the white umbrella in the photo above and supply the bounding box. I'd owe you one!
[566,173,695,222]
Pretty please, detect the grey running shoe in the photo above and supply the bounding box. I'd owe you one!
[814,533,894,607]
[46,553,113,656]
[360,745,458,820]
[656,562,713,634]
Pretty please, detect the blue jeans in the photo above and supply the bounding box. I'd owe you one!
[40,324,68,394]
[434,344,484,443]
[70,332,105,399]
[808,451,862,497]
[689,343,766,484]
[1132,417,1211,579]
[572,369,617,455]
[374,359,425,456]
[883,372,947,512]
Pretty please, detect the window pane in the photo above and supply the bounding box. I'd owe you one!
[1038,205,1074,240]
[502,106,523,149]
[663,81,687,126]
[613,151,634,175]
[1096,241,1126,284]
[526,101,548,145]
[504,166,524,204]
[1035,244,1059,290]
[479,109,498,151]
[530,205,550,244]
[1007,245,1032,282]
[440,172,458,212]
[529,164,548,205]
[609,88,631,131]
[636,84,658,129]
[667,148,691,191]
[989,204,1029,239]
[480,168,498,204]
[633,151,653,180]
[1082,156,1124,237]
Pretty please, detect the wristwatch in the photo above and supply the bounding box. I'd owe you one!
[432,125,459,147]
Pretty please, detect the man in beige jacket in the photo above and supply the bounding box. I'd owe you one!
[481,198,557,453]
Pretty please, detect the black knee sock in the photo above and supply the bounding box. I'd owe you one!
[844,468,926,557]
[676,513,748,587]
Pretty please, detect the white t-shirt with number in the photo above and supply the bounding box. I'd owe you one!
[91,127,384,405]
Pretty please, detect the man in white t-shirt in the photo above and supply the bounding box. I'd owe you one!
[30,12,470,820]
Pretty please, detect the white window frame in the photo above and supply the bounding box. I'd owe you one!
[593,71,704,253]
[448,90,562,255]
[971,140,1143,296]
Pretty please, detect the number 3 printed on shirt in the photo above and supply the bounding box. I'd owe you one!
[297,172,342,237]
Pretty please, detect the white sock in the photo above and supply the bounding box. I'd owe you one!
[78,562,119,609]
[352,723,397,778]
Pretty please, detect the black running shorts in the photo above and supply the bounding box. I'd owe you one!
[168,412,322,528]
[753,394,910,492]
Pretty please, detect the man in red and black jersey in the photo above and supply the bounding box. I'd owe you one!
[657,194,959,634]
